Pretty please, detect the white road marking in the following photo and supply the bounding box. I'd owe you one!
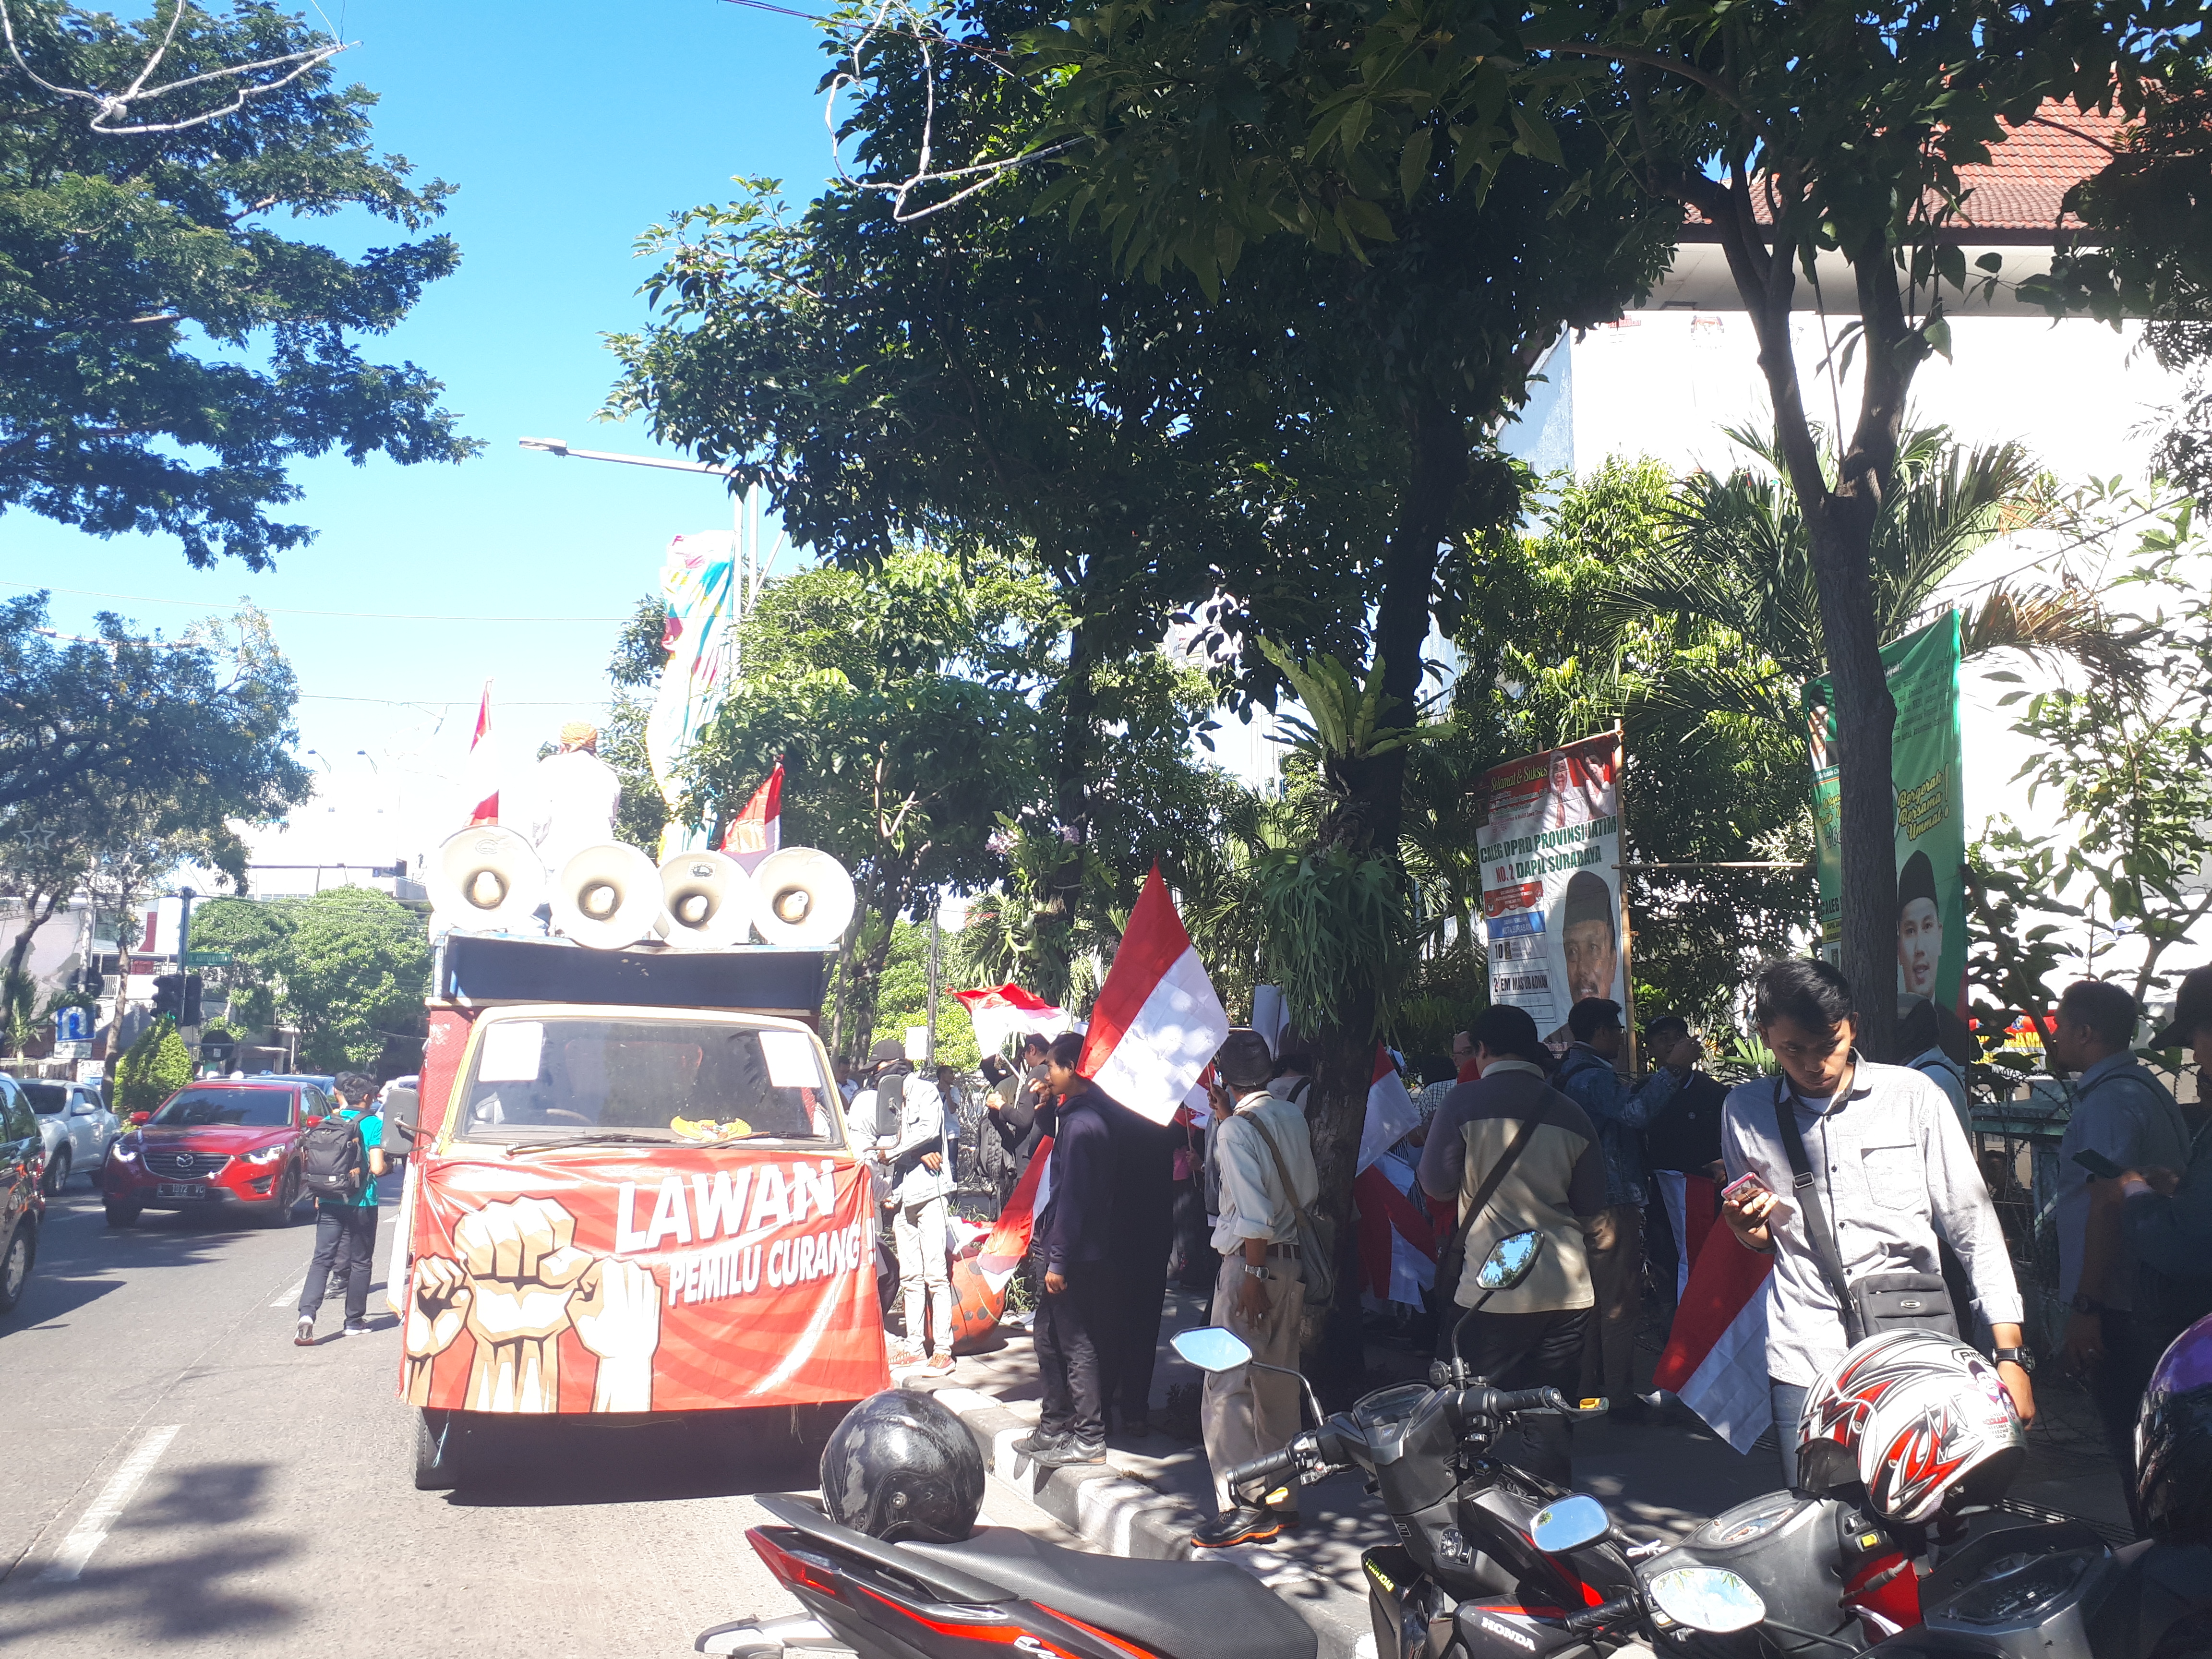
[36,1424,182,1583]
[270,1278,305,1308]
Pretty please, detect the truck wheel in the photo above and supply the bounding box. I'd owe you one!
[414,1408,464,1490]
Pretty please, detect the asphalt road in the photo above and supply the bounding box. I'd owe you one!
[0,1174,1038,1658]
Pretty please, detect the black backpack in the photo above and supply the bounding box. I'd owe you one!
[301,1109,367,1201]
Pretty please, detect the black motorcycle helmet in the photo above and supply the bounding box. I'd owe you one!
[819,1389,984,1544]
[2137,1310,2212,1545]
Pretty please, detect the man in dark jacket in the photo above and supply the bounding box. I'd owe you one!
[1101,1096,1178,1435]
[1017,1032,1117,1465]
[1639,1013,1727,1299]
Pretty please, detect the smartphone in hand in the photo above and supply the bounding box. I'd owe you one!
[2071,1148,2126,1180]
[1721,1170,1792,1224]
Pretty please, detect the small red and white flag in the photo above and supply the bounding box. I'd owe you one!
[720,759,783,873]
[466,680,499,826]
[950,983,1074,1061]
[977,1138,1053,1294]
[1358,1045,1421,1174]
[1355,1157,1439,1307]
[1651,1211,1774,1453]
[1077,865,1229,1125]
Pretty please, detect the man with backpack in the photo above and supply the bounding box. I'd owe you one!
[295,1072,385,1345]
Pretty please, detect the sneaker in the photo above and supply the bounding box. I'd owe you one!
[1033,1438,1106,1468]
[1012,1428,1069,1457]
[1192,1504,1283,1549]
[924,1351,955,1374]
[886,1342,925,1369]
[294,1317,314,1347]
[343,1318,371,1337]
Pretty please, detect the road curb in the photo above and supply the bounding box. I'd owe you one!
[906,1382,1210,1562]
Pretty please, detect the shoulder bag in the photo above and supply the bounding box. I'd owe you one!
[1771,1080,1958,1344]
[1432,1111,1544,1309]
[1242,1110,1338,1306]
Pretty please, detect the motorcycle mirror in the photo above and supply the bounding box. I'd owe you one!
[1475,1229,1542,1290]
[1646,1567,1767,1634]
[1528,1494,1611,1553]
[1171,1327,1255,1373]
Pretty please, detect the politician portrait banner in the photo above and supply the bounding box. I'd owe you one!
[1477,732,1628,1042]
[1803,611,1969,1017]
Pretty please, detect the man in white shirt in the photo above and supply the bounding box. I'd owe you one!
[1721,959,2034,1488]
[525,722,622,877]
[1194,1029,1318,1549]
[857,1039,956,1374]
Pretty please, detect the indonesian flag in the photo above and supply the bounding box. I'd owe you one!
[1652,1207,1774,1453]
[720,760,783,873]
[466,680,498,826]
[977,1137,1053,1294]
[1357,1045,1421,1175]
[1653,1171,1719,1302]
[1355,1155,1438,1307]
[1077,866,1230,1125]
[951,983,1074,1061]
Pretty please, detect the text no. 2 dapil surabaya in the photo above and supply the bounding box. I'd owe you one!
[611,1162,866,1309]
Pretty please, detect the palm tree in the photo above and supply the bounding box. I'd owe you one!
[1605,424,2131,726]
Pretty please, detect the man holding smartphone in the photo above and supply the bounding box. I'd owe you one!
[1719,959,2034,1489]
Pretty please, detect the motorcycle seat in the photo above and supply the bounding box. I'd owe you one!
[906,1526,1320,1659]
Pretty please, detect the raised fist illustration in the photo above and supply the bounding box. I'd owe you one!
[403,1254,471,1406]
[573,1258,661,1413]
[455,1196,593,1414]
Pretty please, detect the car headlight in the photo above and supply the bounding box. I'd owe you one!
[112,1139,139,1163]
[242,1144,287,1165]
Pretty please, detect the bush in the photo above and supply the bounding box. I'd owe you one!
[116,1018,193,1114]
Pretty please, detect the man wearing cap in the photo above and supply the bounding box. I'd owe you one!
[1559,870,1622,1010]
[1194,1028,1318,1548]
[1554,998,1697,1422]
[526,721,622,875]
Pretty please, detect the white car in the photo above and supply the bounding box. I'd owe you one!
[22,1080,119,1195]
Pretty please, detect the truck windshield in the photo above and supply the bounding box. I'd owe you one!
[457,1017,835,1145]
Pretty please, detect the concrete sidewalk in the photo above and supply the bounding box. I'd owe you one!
[903,1287,2140,1659]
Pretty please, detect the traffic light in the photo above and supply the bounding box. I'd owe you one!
[67,966,104,998]
[181,974,203,1026]
[151,974,182,1019]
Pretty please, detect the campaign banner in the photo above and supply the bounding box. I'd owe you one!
[1476,732,1628,1042]
[403,1148,888,1414]
[1803,612,1968,1016]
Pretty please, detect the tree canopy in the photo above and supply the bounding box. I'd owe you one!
[0,0,475,566]
[191,884,430,1071]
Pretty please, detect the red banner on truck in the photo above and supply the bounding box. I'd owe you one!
[402,1146,887,1414]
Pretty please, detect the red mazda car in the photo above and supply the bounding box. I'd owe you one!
[102,1080,332,1227]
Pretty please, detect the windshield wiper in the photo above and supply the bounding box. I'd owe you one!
[496,1133,673,1155]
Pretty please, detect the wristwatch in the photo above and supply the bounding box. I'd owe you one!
[1992,1346,2036,1372]
[1243,1263,1271,1281]
[2071,1292,2104,1316]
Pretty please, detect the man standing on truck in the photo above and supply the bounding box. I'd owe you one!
[862,1038,957,1373]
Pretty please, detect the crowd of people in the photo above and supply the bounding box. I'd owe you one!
[847,956,2212,1550]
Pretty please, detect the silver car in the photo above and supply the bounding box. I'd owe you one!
[22,1080,119,1195]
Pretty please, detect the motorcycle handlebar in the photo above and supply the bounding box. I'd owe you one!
[1564,1594,1641,1635]
[1224,1443,1302,1492]
[1453,1385,1567,1419]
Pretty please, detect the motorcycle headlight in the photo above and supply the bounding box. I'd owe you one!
[242,1144,287,1165]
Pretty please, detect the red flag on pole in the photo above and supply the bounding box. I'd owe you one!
[467,680,498,826]
[1076,865,1230,1124]
[720,759,783,872]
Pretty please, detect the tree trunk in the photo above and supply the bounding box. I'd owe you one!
[1299,397,1470,1400]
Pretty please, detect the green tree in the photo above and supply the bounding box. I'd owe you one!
[857,920,981,1072]
[115,1016,191,1114]
[0,0,475,566]
[190,885,429,1070]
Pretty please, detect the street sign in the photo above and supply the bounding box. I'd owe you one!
[52,1040,91,1061]
[182,950,232,967]
[74,1060,104,1083]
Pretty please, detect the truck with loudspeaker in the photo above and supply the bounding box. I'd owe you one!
[394,832,889,1490]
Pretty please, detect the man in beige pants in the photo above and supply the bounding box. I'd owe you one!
[1194,1030,1319,1549]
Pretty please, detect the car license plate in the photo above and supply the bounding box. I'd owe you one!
[156,1182,208,1199]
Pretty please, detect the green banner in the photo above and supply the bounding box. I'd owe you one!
[1803,611,1968,1017]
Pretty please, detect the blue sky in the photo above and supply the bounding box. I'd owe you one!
[3,0,844,845]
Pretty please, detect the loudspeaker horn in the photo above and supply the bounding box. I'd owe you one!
[656,850,755,950]
[550,842,665,950]
[425,826,546,934]
[750,846,857,950]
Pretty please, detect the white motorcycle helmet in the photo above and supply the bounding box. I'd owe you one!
[1794,1331,2025,1524]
